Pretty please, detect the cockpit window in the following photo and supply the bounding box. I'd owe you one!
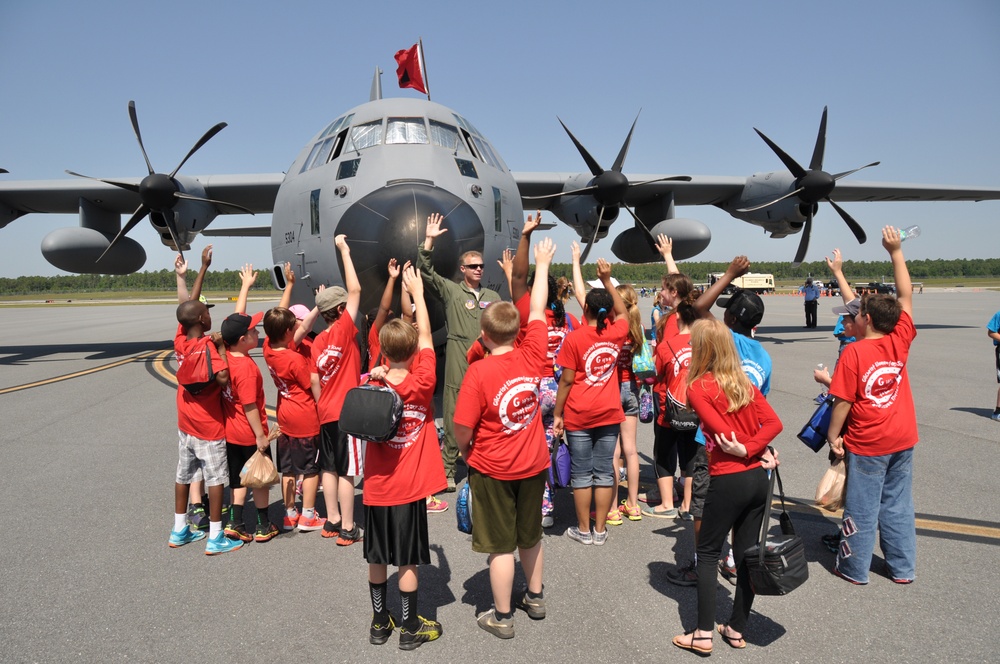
[472,136,499,169]
[429,120,468,154]
[345,120,383,152]
[386,117,429,145]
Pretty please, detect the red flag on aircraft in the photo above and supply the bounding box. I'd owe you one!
[394,44,426,94]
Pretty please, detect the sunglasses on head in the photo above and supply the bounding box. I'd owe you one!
[463,263,484,270]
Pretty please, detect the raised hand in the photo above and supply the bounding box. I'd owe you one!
[570,241,581,262]
[596,257,612,283]
[402,264,423,298]
[726,255,750,278]
[174,254,188,276]
[825,248,843,274]
[239,263,258,287]
[334,234,349,252]
[201,244,213,268]
[498,248,514,280]
[387,258,400,279]
[654,233,673,258]
[523,211,542,236]
[283,261,295,286]
[425,213,448,240]
[534,237,556,266]
[882,225,902,253]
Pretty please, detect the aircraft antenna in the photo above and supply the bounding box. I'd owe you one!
[370,67,383,102]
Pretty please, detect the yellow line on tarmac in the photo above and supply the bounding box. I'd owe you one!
[0,349,163,395]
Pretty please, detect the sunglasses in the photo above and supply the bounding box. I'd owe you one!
[463,263,484,270]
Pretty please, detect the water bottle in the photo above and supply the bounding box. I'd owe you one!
[899,225,921,241]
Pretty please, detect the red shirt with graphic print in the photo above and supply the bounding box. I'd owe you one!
[174,325,225,440]
[263,338,319,438]
[311,314,361,424]
[556,318,629,430]
[654,332,692,427]
[363,348,447,506]
[829,310,918,456]
[454,320,550,481]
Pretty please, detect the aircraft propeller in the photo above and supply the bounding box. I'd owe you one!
[66,100,254,263]
[524,114,690,262]
[737,106,879,266]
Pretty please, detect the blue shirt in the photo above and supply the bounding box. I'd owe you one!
[801,284,821,301]
[989,311,1000,346]
[694,329,773,445]
[833,316,856,343]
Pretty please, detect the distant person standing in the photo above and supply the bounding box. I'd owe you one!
[801,277,821,328]
[418,212,501,491]
[988,309,1000,421]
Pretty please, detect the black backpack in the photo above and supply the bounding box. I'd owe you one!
[339,383,404,443]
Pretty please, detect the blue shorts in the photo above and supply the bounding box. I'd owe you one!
[620,381,639,416]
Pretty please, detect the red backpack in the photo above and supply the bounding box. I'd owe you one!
[176,338,218,395]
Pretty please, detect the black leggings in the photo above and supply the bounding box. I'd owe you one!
[653,423,696,477]
[696,467,769,633]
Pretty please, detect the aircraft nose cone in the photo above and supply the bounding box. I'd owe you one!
[336,183,483,312]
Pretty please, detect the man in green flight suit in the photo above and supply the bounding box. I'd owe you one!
[417,212,501,490]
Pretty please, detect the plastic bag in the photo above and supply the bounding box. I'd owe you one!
[456,480,473,534]
[240,450,279,488]
[638,384,654,424]
[815,459,846,512]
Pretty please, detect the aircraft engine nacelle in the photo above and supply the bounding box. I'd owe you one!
[147,196,217,251]
[547,194,620,237]
[611,218,711,263]
[41,227,146,274]
[734,196,812,227]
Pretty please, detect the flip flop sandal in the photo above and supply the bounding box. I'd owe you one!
[717,624,746,649]
[672,631,712,657]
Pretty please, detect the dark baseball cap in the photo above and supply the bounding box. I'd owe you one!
[716,288,765,329]
[832,297,861,317]
[220,311,263,345]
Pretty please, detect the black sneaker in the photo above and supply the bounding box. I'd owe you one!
[666,560,698,587]
[224,521,252,543]
[398,615,442,650]
[370,614,398,646]
[254,521,279,543]
[336,524,364,546]
[187,503,209,531]
[321,520,342,539]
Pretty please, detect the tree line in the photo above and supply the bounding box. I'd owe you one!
[3,258,1000,295]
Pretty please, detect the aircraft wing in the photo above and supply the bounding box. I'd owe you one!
[513,172,1000,209]
[0,173,284,222]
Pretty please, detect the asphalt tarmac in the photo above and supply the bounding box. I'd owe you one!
[1,289,998,663]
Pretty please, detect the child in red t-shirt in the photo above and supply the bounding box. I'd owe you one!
[311,235,364,545]
[454,238,556,639]
[219,308,279,544]
[553,258,629,546]
[263,307,325,533]
[361,264,447,650]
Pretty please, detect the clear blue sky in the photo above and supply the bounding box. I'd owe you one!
[1,0,998,277]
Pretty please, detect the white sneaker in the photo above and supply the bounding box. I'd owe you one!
[566,525,593,545]
[591,528,608,546]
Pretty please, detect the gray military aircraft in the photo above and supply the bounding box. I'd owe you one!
[1,69,999,320]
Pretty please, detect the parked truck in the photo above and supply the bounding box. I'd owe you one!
[708,272,775,294]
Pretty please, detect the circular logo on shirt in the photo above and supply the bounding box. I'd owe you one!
[496,380,540,433]
[863,364,902,408]
[583,343,619,386]
[387,406,427,450]
[316,348,343,383]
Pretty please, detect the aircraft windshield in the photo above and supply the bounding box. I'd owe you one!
[429,120,468,154]
[386,118,428,145]
[346,120,383,152]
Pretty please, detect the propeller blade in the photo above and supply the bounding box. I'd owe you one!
[173,191,256,215]
[522,185,598,201]
[623,205,657,241]
[97,203,149,262]
[736,186,804,213]
[579,205,604,264]
[826,198,867,244]
[128,101,156,176]
[792,211,813,267]
[557,117,604,177]
[169,122,227,178]
[809,106,828,171]
[0,168,8,174]
[832,161,880,181]
[161,208,185,260]
[65,170,141,194]
[753,128,807,179]
[629,175,693,187]
[611,111,641,173]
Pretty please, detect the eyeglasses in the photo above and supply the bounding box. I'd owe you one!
[463,263,484,270]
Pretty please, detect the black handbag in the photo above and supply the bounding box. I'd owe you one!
[744,464,809,596]
[339,382,403,443]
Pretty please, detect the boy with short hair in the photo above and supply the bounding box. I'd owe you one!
[222,264,280,544]
[454,238,556,640]
[363,264,447,650]
[263,306,325,532]
[828,226,918,585]
[312,235,364,545]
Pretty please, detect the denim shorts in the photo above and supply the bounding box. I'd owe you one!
[620,381,639,416]
[566,424,620,489]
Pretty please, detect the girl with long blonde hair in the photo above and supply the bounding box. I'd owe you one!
[672,318,782,656]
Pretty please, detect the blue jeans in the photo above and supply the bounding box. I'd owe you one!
[836,448,916,583]
[566,424,620,489]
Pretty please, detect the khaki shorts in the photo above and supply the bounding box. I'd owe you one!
[468,467,547,554]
